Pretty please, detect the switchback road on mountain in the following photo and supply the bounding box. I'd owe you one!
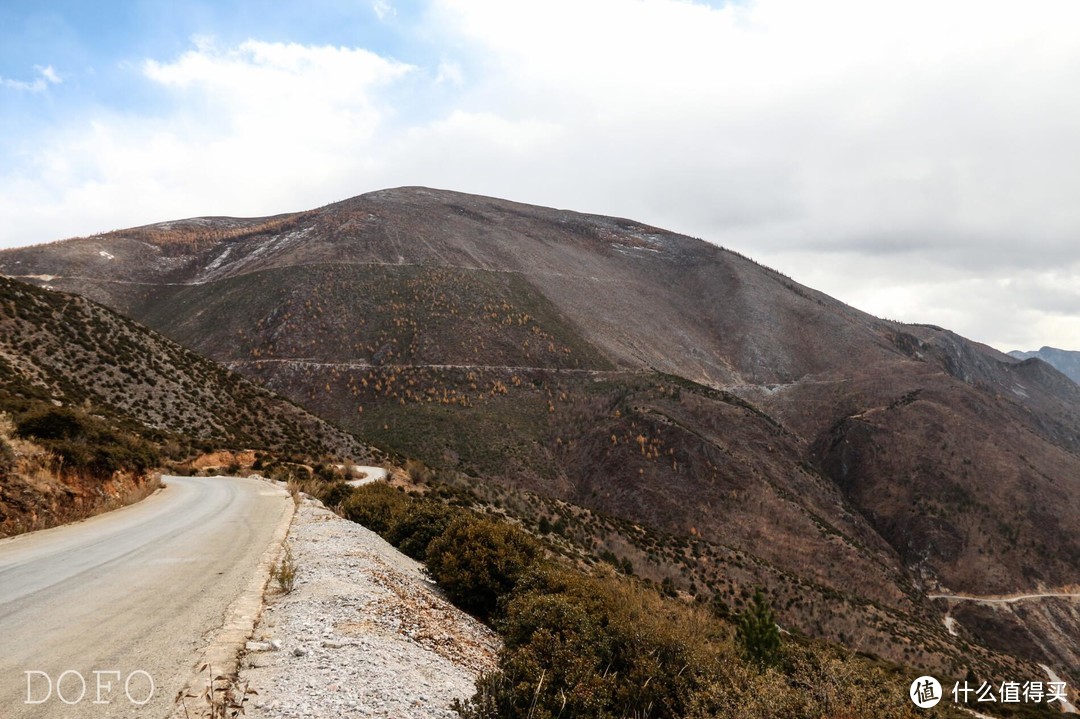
[0,475,291,719]
[930,588,1080,713]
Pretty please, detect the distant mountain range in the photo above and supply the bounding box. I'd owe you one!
[2,186,1076,686]
[1009,346,1080,384]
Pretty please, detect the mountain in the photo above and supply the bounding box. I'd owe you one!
[1009,346,1080,384]
[0,275,369,459]
[0,274,372,535]
[3,187,1078,685]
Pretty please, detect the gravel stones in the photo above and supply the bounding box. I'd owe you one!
[240,500,499,718]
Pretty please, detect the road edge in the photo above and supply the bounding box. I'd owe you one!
[171,476,295,717]
[0,472,167,548]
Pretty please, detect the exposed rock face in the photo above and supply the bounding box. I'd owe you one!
[0,448,157,538]
[191,449,258,471]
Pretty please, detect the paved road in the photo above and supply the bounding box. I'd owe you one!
[0,475,290,719]
[346,465,389,487]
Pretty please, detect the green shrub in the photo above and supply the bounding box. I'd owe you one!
[459,564,722,719]
[459,565,920,719]
[736,589,782,669]
[426,515,543,620]
[16,407,86,441]
[315,463,341,482]
[405,458,435,483]
[470,567,617,717]
[386,501,463,560]
[15,406,159,477]
[272,542,297,594]
[0,436,14,469]
[341,482,410,534]
[319,480,353,509]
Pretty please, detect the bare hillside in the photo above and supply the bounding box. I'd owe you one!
[3,187,1077,687]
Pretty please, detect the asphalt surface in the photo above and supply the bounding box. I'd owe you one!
[0,475,290,719]
[345,465,388,487]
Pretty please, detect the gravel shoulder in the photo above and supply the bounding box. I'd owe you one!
[239,497,499,718]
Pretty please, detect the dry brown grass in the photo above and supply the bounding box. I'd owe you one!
[272,543,297,594]
[0,412,163,537]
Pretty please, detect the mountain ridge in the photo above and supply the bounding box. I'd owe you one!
[1009,345,1080,385]
[2,186,1077,685]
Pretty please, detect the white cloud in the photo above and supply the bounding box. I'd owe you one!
[1,40,413,241]
[434,59,463,86]
[5,1,1080,351]
[424,0,1080,254]
[372,0,396,21]
[752,248,1080,351]
[38,66,61,85]
[1,64,62,92]
[410,0,1080,349]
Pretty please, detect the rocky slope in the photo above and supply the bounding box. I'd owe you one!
[0,275,373,534]
[3,187,1078,684]
[0,275,369,459]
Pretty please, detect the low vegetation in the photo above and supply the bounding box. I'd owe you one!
[272,543,297,594]
[14,405,159,478]
[332,482,942,719]
[0,406,162,537]
[0,275,368,460]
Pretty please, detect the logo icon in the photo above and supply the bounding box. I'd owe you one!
[910,676,942,708]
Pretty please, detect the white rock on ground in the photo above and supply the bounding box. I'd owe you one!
[239,499,500,718]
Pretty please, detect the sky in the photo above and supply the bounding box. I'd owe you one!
[2,0,1080,352]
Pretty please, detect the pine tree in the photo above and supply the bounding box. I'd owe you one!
[736,589,782,668]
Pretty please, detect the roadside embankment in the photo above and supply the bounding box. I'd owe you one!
[239,496,499,718]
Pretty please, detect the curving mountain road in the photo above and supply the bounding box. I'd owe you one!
[345,465,389,487]
[0,475,290,719]
[930,590,1080,714]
